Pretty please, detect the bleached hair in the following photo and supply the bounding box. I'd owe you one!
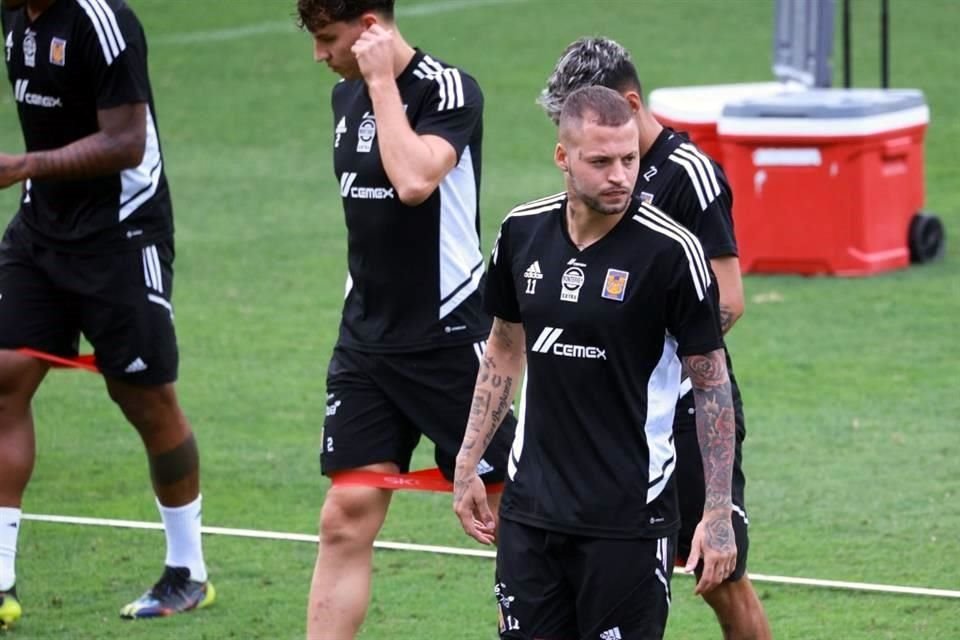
[538,37,643,125]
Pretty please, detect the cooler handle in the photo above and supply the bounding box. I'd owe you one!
[882,136,912,159]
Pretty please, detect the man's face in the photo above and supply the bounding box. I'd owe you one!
[310,18,367,80]
[560,118,640,216]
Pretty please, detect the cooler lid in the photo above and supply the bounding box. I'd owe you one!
[772,0,835,87]
[722,88,927,119]
[649,82,802,124]
[718,89,929,137]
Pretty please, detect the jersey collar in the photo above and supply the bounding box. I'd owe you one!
[638,126,678,171]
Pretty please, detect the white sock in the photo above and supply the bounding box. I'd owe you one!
[0,507,21,591]
[156,495,207,583]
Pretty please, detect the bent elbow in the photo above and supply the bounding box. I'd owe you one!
[396,182,435,206]
[119,134,146,169]
[731,300,745,323]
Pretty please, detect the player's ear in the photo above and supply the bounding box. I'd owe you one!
[360,13,378,29]
[623,91,643,114]
[555,143,569,173]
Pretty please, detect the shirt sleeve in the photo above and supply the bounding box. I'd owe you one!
[664,239,725,357]
[76,3,151,109]
[483,219,522,323]
[669,164,738,259]
[413,66,483,161]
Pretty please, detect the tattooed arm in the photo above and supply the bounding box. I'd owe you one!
[453,316,525,545]
[682,347,738,595]
[0,102,147,189]
[710,256,745,334]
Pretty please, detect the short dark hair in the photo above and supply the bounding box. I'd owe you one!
[559,85,635,134]
[296,0,394,32]
[539,37,643,125]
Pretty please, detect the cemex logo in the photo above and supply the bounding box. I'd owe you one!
[339,172,395,200]
[13,79,62,108]
[531,327,606,360]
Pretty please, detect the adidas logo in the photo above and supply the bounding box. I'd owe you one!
[523,261,543,280]
[600,627,623,640]
[476,458,494,476]
[124,357,148,373]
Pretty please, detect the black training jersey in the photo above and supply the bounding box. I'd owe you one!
[486,193,724,539]
[635,128,736,259]
[637,128,744,432]
[331,49,489,353]
[2,0,172,252]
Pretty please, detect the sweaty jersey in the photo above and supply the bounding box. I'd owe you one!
[486,193,724,539]
[2,0,172,253]
[636,128,744,433]
[331,49,489,353]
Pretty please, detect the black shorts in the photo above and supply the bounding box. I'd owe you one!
[495,518,676,640]
[0,219,178,385]
[320,343,517,483]
[674,407,750,581]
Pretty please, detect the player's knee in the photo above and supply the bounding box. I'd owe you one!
[704,578,766,637]
[106,381,183,433]
[0,353,45,412]
[319,489,386,549]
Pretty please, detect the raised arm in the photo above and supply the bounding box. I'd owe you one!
[682,347,738,594]
[0,102,146,189]
[453,317,525,544]
[352,25,459,205]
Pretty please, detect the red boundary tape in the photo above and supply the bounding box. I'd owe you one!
[332,467,503,495]
[17,347,490,495]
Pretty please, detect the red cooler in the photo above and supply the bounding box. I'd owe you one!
[649,83,804,164]
[717,89,929,276]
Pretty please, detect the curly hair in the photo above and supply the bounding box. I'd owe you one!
[538,37,643,125]
[296,0,394,32]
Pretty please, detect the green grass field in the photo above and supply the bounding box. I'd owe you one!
[1,0,958,638]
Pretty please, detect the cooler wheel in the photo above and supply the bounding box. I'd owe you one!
[908,212,946,264]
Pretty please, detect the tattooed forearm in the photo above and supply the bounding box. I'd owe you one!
[456,319,524,476]
[492,318,515,351]
[719,304,736,334]
[458,371,515,459]
[477,355,494,384]
[460,388,492,453]
[684,352,727,388]
[686,349,735,512]
[486,376,514,451]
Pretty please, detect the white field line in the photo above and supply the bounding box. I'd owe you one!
[154,0,529,45]
[23,513,960,599]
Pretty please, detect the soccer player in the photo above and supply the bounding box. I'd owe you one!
[537,37,771,639]
[296,1,516,637]
[454,85,737,640]
[0,0,214,628]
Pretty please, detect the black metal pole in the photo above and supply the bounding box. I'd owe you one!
[843,0,852,88]
[881,0,890,88]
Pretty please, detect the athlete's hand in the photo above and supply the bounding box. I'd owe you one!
[453,469,496,545]
[685,508,737,595]
[0,153,28,189]
[352,24,395,86]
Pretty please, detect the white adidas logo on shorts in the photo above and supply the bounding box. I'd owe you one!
[124,357,148,373]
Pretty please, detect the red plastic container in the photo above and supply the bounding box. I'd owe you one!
[649,83,801,166]
[717,89,929,276]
